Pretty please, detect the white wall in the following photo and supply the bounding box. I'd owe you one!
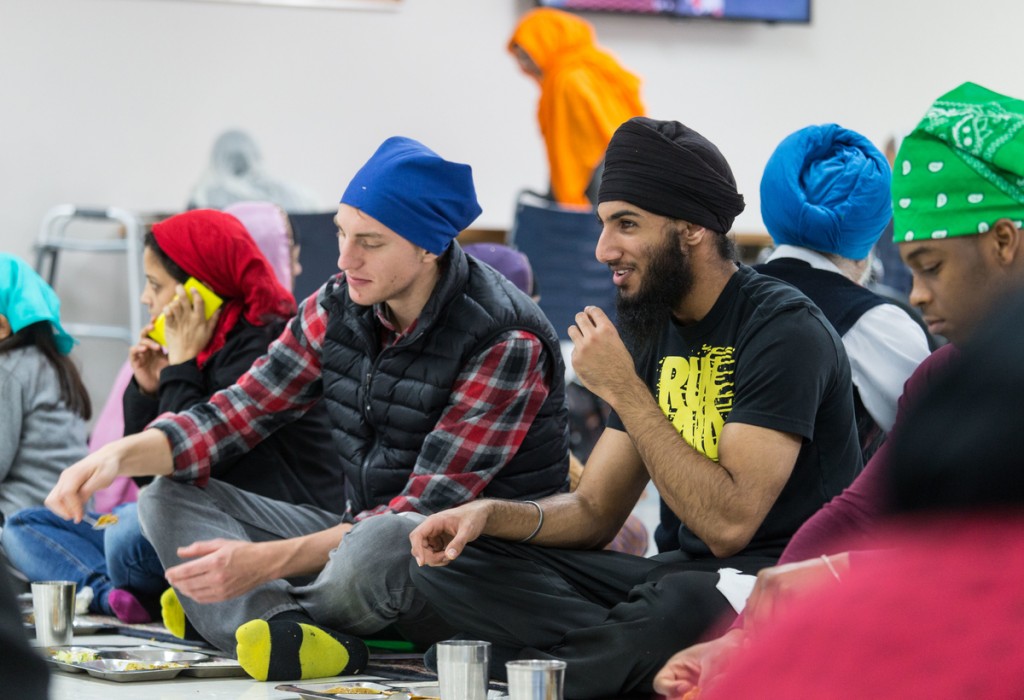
[2,0,1022,416]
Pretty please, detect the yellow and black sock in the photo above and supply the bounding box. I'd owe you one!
[235,617,369,681]
[159,587,203,641]
[160,587,187,638]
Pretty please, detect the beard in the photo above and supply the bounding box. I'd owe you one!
[616,226,694,352]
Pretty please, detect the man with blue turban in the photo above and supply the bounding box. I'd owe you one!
[757,123,931,459]
[47,136,572,681]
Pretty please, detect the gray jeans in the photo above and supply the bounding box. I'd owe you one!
[138,477,452,654]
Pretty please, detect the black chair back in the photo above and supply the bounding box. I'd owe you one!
[508,192,616,339]
[290,212,340,303]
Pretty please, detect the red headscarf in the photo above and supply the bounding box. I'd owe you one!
[151,209,296,368]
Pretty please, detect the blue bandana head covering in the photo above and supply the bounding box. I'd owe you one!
[761,123,892,260]
[340,137,482,255]
[0,253,76,354]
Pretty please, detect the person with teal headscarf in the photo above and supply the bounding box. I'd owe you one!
[0,254,90,523]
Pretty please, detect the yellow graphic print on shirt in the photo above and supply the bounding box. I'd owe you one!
[656,345,735,462]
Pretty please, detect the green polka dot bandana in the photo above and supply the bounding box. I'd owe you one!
[893,82,1024,242]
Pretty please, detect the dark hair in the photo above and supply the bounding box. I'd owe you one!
[667,219,737,262]
[714,231,738,262]
[0,321,92,420]
[143,230,189,284]
[885,288,1024,515]
[284,212,300,246]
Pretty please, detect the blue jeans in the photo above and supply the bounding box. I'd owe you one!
[1,503,166,615]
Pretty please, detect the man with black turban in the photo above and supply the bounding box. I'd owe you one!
[409,118,863,698]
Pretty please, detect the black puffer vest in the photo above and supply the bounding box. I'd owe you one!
[320,243,569,516]
[755,257,893,460]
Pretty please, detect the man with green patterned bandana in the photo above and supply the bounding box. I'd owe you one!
[895,81,1024,346]
[651,82,1024,697]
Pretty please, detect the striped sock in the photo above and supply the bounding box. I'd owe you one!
[158,586,203,640]
[235,618,369,681]
[160,587,187,638]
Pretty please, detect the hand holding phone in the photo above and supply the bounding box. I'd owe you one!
[148,277,224,347]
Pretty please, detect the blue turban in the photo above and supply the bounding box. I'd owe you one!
[0,253,76,354]
[341,136,482,255]
[761,124,892,260]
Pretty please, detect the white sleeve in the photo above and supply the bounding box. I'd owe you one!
[843,304,931,432]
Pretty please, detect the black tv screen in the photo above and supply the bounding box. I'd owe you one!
[537,0,811,24]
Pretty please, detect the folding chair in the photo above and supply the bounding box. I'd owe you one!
[290,212,342,303]
[507,191,616,340]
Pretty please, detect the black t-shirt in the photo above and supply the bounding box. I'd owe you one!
[609,265,862,559]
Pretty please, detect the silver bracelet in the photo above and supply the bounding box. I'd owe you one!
[820,554,842,583]
[518,500,544,543]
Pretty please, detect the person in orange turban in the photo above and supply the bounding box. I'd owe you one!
[509,7,646,207]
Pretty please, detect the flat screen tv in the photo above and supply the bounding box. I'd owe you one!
[537,0,811,24]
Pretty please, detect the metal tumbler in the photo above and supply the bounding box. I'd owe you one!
[31,580,76,646]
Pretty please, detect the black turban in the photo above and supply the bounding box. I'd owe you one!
[598,117,745,233]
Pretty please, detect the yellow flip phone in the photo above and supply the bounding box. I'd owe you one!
[147,277,224,347]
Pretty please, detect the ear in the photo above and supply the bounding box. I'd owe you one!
[0,314,11,342]
[421,248,439,264]
[990,218,1023,266]
[682,224,709,249]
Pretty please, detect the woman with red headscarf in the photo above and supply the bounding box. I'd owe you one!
[3,210,343,628]
[509,7,645,206]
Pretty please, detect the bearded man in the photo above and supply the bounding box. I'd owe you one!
[408,117,863,699]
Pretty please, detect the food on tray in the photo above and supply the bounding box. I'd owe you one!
[94,513,119,527]
[321,687,386,695]
[122,661,188,671]
[53,649,99,664]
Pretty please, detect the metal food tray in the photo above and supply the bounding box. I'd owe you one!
[185,656,250,678]
[44,645,246,681]
[24,616,116,636]
[276,679,453,699]
[74,658,186,682]
[277,679,505,700]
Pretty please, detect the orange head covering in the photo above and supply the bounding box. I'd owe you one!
[509,8,645,206]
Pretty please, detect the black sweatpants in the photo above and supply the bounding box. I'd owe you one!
[410,537,776,699]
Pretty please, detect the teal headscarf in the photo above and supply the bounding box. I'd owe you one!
[0,253,76,354]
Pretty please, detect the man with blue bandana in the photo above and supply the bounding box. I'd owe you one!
[46,136,571,681]
[756,123,931,460]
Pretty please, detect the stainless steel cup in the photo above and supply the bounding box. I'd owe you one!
[437,639,490,700]
[31,580,76,646]
[506,659,567,700]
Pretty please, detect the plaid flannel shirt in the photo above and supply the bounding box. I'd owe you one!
[151,279,551,520]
